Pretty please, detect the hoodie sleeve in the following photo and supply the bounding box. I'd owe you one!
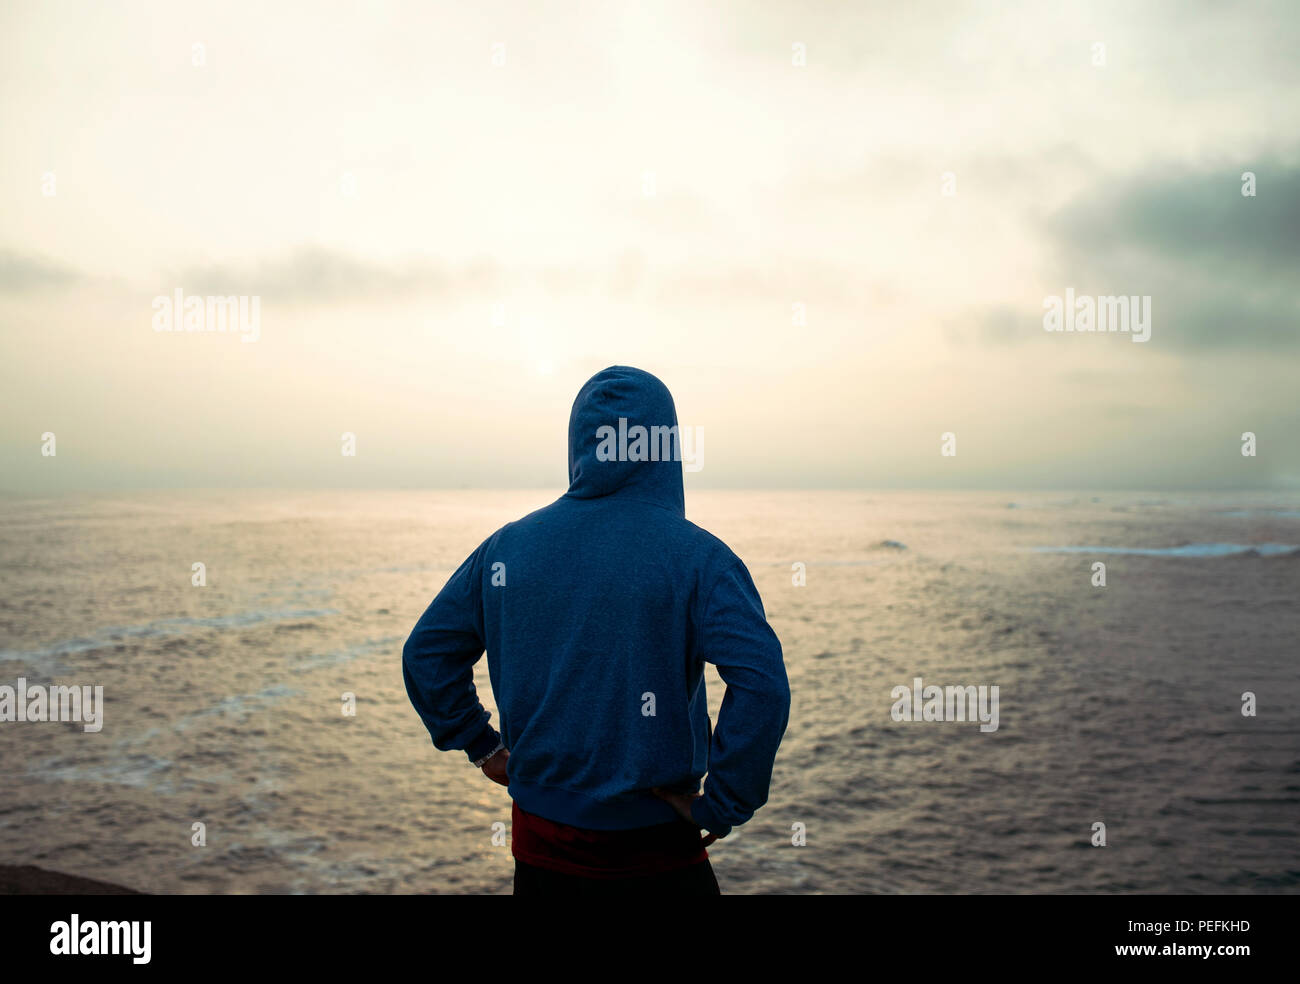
[689,560,790,838]
[402,543,503,764]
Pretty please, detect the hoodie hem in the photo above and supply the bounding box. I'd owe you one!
[509,779,685,830]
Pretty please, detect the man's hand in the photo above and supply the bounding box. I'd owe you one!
[652,786,702,825]
[480,748,509,786]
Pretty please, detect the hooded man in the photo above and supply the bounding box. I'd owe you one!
[402,365,790,895]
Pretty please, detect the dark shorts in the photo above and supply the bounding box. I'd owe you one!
[513,857,721,896]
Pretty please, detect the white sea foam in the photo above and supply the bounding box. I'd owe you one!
[0,608,339,663]
[1031,543,1298,557]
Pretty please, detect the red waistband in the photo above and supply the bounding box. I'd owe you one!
[511,800,710,879]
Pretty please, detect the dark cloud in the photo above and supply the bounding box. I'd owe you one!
[1049,161,1300,275]
[1042,159,1300,349]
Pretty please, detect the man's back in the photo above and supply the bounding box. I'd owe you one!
[403,365,790,856]
[478,492,766,830]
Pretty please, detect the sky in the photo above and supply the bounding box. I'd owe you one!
[2,0,1298,492]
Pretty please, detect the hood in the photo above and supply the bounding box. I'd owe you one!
[565,366,686,516]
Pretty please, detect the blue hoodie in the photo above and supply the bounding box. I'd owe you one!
[402,366,790,838]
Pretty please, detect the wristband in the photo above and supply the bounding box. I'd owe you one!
[472,740,506,768]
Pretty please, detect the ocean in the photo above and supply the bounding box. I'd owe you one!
[1,489,1297,894]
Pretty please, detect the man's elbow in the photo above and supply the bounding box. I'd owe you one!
[400,633,426,676]
[765,673,792,730]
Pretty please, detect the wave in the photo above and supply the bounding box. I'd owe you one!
[0,608,340,663]
[290,636,403,673]
[173,684,304,730]
[26,753,177,793]
[1031,543,1299,557]
[1215,509,1300,519]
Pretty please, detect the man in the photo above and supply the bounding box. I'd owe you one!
[403,365,790,895]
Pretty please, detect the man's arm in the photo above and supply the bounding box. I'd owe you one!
[683,560,791,838]
[402,545,504,768]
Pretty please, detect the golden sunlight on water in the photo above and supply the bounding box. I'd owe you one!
[1,489,1297,893]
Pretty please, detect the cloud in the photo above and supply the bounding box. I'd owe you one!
[0,250,83,291]
[167,247,502,303]
[1041,158,1300,349]
[1050,159,1300,275]
[162,244,880,311]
